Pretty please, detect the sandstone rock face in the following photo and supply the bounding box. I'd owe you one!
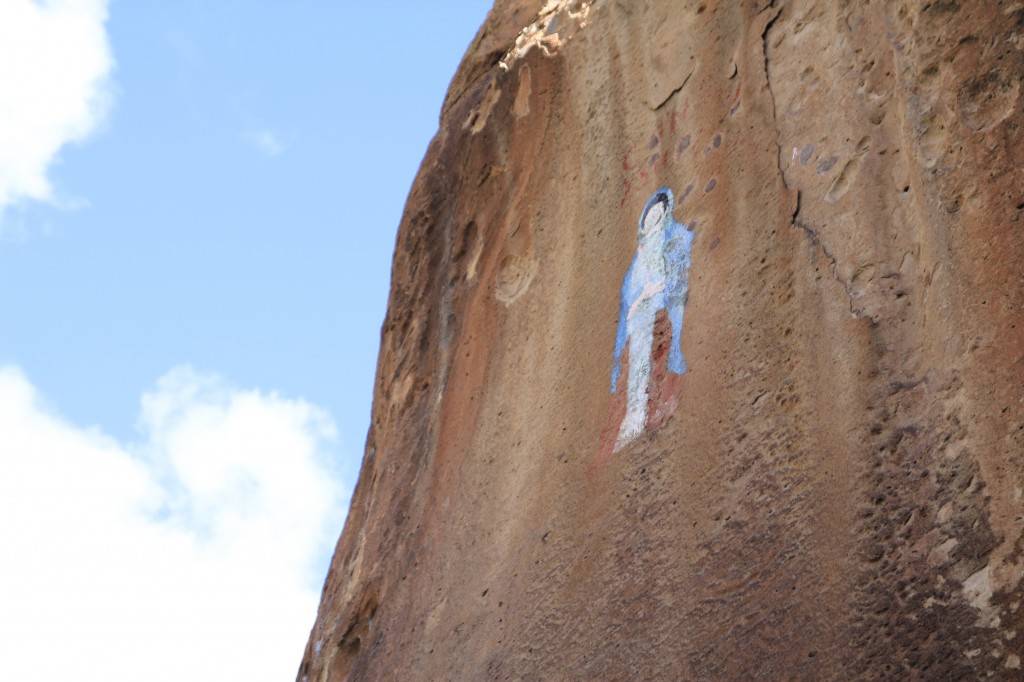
[299,1,1024,679]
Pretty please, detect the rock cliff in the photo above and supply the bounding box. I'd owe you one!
[299,1,1024,678]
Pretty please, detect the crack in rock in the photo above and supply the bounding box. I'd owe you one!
[760,2,788,190]
[789,191,864,319]
[653,71,693,111]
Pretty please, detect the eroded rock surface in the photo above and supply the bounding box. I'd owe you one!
[299,1,1024,679]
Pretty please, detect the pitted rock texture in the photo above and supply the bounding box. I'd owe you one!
[299,1,1024,679]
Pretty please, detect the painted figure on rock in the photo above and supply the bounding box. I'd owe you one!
[609,187,693,452]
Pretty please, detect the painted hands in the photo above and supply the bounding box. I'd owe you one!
[628,277,665,320]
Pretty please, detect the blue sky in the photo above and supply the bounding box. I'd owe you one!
[0,0,494,679]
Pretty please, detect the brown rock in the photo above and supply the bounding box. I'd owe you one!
[299,1,1024,679]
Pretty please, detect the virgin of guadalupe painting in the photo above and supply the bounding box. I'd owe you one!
[595,187,694,468]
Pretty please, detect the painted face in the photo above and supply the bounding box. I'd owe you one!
[642,200,667,235]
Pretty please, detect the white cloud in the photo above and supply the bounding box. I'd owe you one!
[244,129,286,157]
[0,0,115,224]
[0,365,350,681]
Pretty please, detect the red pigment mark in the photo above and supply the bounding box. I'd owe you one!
[589,312,684,480]
[622,153,633,172]
[656,120,665,138]
[620,179,633,208]
[670,110,678,134]
[710,235,721,251]
[640,169,650,181]
[662,149,672,167]
[646,312,685,432]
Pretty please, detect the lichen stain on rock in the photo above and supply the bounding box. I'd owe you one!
[957,69,1020,132]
